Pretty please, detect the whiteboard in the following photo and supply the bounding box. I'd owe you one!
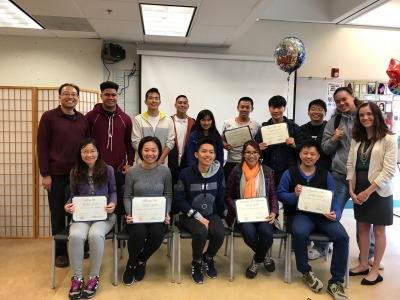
[295,77,343,126]
[140,54,295,133]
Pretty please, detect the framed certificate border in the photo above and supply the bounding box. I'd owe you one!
[297,186,333,215]
[224,125,252,148]
[72,196,108,222]
[235,197,270,223]
[131,197,166,223]
[260,123,289,145]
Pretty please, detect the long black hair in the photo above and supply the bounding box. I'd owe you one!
[70,138,108,188]
[192,109,221,140]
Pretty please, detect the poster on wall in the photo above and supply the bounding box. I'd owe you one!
[326,83,343,117]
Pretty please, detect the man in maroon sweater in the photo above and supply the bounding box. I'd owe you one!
[85,81,135,231]
[37,83,90,267]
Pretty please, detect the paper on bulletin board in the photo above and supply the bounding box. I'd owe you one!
[326,83,343,117]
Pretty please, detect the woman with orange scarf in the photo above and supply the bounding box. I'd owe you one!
[225,140,279,279]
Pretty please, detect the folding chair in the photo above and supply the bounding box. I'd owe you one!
[50,186,115,288]
[224,226,287,281]
[176,221,231,284]
[112,226,175,285]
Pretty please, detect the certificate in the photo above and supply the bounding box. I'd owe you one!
[261,123,289,145]
[235,197,270,223]
[131,197,166,223]
[297,186,332,215]
[72,196,107,222]
[224,126,252,148]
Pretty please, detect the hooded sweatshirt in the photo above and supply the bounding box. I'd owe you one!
[85,103,135,173]
[174,161,225,219]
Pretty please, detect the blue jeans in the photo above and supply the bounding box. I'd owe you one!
[237,222,274,263]
[292,213,349,285]
[332,171,350,212]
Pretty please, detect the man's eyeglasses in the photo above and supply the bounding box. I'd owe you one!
[81,150,98,155]
[244,151,259,156]
[60,92,78,97]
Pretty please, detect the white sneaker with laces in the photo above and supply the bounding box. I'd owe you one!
[308,247,323,260]
[368,257,384,270]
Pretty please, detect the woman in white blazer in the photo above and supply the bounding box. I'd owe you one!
[346,102,397,286]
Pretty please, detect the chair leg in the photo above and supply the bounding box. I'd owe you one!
[177,234,181,284]
[51,237,56,289]
[113,236,118,286]
[278,238,284,258]
[285,234,292,283]
[229,232,234,282]
[171,233,175,283]
[224,234,230,256]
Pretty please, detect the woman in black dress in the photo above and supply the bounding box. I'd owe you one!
[346,102,397,285]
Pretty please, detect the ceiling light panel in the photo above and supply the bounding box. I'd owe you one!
[0,0,43,29]
[140,4,196,37]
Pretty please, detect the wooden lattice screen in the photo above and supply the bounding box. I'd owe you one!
[0,86,99,238]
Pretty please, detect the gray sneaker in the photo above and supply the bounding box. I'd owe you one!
[327,282,347,300]
[303,271,323,293]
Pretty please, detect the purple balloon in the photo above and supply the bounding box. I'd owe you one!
[274,37,306,75]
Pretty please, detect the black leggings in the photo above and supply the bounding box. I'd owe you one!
[126,222,167,266]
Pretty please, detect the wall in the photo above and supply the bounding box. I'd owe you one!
[139,20,400,82]
[0,36,140,91]
[2,20,400,91]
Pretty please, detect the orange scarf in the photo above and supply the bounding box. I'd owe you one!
[242,162,260,198]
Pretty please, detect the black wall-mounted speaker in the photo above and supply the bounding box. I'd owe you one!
[101,43,126,61]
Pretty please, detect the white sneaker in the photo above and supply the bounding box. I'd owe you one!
[308,248,323,260]
[368,257,384,270]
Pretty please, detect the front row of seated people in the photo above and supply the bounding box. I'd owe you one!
[65,136,355,300]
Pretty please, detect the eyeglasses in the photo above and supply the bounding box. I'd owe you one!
[244,151,259,156]
[60,92,78,97]
[81,150,98,155]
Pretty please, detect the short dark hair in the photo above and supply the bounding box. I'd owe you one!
[300,139,320,153]
[195,137,215,152]
[175,95,188,101]
[137,136,163,161]
[268,95,286,108]
[145,88,160,100]
[308,99,327,112]
[59,83,80,95]
[238,97,254,107]
[100,81,119,92]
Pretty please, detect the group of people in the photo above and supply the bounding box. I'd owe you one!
[37,83,396,300]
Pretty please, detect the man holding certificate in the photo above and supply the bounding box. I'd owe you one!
[222,97,260,179]
[225,140,279,279]
[277,140,349,300]
[254,95,303,188]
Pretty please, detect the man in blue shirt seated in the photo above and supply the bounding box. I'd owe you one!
[277,140,349,300]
